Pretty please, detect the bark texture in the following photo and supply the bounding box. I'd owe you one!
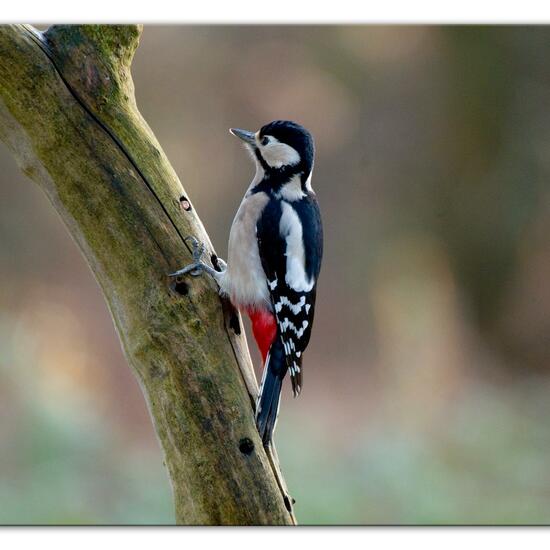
[0,24,295,525]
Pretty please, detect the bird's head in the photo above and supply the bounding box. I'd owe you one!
[230,120,314,182]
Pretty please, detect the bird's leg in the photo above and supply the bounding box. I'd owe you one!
[169,236,225,279]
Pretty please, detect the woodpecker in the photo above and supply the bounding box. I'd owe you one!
[170,120,323,445]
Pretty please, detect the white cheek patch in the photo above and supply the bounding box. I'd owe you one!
[279,201,314,292]
[261,139,300,169]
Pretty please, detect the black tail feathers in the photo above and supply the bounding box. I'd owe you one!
[256,338,286,446]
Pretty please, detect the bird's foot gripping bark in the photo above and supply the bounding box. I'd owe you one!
[169,236,225,278]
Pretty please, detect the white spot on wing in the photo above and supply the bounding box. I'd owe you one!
[283,340,290,355]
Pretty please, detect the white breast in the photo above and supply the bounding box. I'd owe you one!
[219,191,270,309]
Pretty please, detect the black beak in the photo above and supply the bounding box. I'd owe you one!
[229,128,256,146]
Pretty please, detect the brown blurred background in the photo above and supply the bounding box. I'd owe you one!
[1,25,550,524]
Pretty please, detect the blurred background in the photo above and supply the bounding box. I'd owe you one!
[1,25,550,524]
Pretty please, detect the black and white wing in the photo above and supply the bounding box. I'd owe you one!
[256,194,323,396]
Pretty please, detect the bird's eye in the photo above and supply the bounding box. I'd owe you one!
[260,136,269,146]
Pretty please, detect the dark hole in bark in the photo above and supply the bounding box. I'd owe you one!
[174,280,189,296]
[229,312,241,335]
[213,255,242,335]
[220,291,241,335]
[239,437,254,456]
[179,195,192,211]
[283,496,292,512]
[211,254,222,272]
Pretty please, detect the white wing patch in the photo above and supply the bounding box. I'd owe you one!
[279,201,315,292]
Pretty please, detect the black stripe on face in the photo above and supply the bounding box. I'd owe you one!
[254,147,270,172]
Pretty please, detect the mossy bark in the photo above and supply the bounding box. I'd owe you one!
[0,24,295,525]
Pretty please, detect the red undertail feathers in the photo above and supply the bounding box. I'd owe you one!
[247,308,277,364]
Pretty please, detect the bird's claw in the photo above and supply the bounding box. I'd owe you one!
[169,236,207,278]
[168,263,204,278]
[184,235,206,264]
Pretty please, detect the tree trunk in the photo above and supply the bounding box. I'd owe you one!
[0,24,295,525]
